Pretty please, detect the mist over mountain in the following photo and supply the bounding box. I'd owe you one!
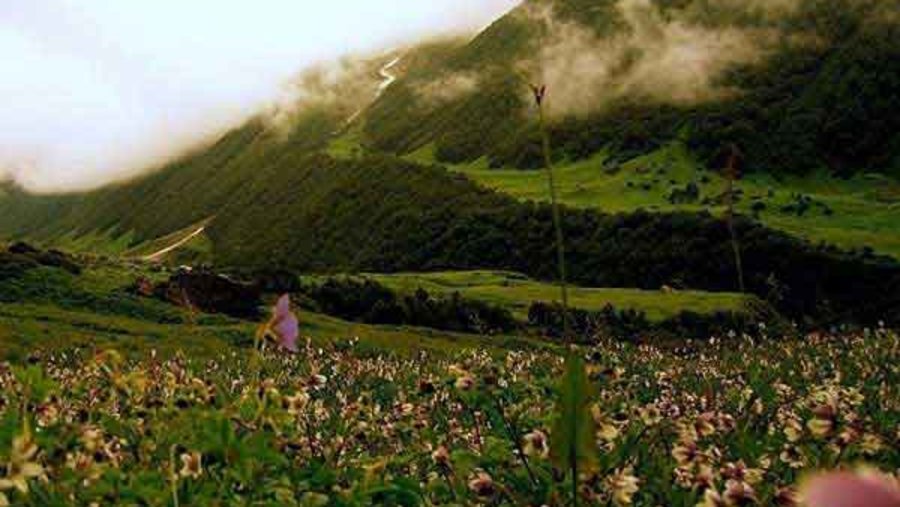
[365,0,900,175]
[3,0,896,194]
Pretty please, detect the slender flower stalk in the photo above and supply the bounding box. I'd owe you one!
[532,84,572,341]
[492,396,538,488]
[724,144,746,293]
[169,445,180,507]
[528,83,595,507]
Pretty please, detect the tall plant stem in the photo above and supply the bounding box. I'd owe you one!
[534,87,572,341]
[493,396,538,488]
[169,445,181,507]
[533,85,579,507]
[725,144,746,293]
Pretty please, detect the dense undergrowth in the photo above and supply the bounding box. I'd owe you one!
[526,300,787,342]
[0,329,897,505]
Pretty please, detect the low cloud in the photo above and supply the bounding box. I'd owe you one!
[522,0,783,117]
[265,55,386,134]
[413,72,480,105]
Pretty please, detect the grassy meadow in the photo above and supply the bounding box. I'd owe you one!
[1,249,899,506]
[0,262,562,362]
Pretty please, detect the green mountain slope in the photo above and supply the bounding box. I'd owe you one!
[362,0,900,177]
[344,0,900,258]
[1,0,899,328]
[181,151,900,327]
[403,143,900,259]
[0,52,388,248]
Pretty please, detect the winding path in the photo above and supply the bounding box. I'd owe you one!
[375,57,401,98]
[340,55,402,129]
[142,224,206,262]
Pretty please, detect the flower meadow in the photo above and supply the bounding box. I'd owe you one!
[0,322,898,506]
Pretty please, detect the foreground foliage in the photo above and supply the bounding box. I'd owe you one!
[1,328,898,505]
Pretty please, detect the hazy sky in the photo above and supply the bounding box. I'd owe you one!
[0,0,519,192]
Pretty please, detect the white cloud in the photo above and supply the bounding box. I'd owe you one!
[0,0,518,192]
[525,0,773,118]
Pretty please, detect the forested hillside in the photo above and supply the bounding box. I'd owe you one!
[209,153,900,326]
[3,140,899,326]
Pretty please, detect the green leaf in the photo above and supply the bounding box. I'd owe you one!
[13,364,57,403]
[299,492,330,507]
[550,354,597,476]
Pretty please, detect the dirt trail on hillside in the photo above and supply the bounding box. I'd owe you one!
[340,56,402,129]
[143,225,206,261]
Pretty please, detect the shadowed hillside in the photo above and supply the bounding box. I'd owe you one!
[0,109,339,246]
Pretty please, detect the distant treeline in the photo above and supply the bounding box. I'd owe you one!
[260,274,792,341]
[297,277,518,335]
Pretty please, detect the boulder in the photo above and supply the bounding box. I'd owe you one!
[154,270,262,319]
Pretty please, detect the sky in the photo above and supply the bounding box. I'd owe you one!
[0,0,519,193]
